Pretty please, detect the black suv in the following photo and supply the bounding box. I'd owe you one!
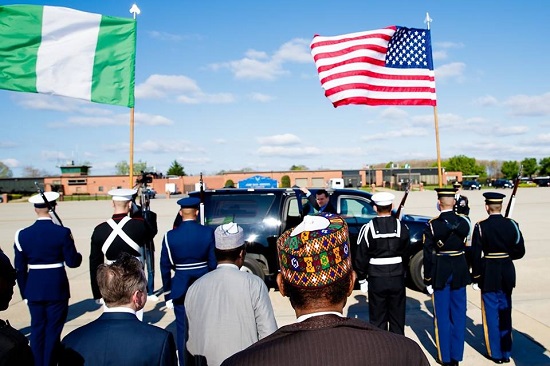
[461,180,481,190]
[492,179,513,188]
[185,188,430,291]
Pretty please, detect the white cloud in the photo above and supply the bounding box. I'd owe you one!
[504,92,550,116]
[249,92,274,102]
[475,95,499,107]
[135,74,200,99]
[273,38,312,63]
[360,128,428,141]
[435,62,466,80]
[135,112,174,126]
[493,126,528,136]
[176,92,236,104]
[0,141,17,148]
[1,158,19,168]
[379,107,409,121]
[41,150,69,161]
[434,42,465,49]
[257,134,301,145]
[531,133,550,145]
[257,146,321,157]
[137,140,195,154]
[147,30,184,42]
[432,50,448,61]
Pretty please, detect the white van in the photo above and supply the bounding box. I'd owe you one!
[328,178,344,189]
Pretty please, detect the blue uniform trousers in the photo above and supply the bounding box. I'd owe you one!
[28,300,68,366]
[481,290,512,360]
[174,302,187,366]
[432,278,466,363]
[145,247,155,295]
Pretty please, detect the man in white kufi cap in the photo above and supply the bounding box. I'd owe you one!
[354,191,410,335]
[185,222,277,366]
[14,190,82,365]
[89,188,147,309]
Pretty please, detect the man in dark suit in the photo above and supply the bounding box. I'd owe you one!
[59,253,177,366]
[14,191,82,366]
[222,213,429,366]
[160,197,216,366]
[299,187,337,215]
[471,192,525,364]
[423,188,471,366]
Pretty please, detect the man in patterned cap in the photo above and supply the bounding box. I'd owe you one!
[222,213,429,366]
[471,192,525,364]
[185,222,277,366]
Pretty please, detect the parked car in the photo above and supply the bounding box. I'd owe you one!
[144,188,156,199]
[177,188,431,291]
[461,180,481,190]
[492,179,513,188]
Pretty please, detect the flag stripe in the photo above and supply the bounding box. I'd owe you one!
[36,6,101,101]
[92,16,136,107]
[0,5,42,93]
[311,26,437,107]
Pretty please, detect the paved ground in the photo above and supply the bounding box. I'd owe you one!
[1,188,549,365]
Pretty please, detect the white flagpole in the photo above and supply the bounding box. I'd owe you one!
[128,4,140,188]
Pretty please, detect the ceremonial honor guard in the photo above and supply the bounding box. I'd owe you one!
[90,189,147,304]
[354,192,410,334]
[423,188,471,366]
[471,192,525,364]
[453,182,470,216]
[14,192,82,366]
[160,197,216,366]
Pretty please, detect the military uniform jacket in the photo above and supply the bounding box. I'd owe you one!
[14,218,82,301]
[221,315,429,366]
[160,220,216,302]
[423,210,471,289]
[471,214,525,293]
[454,194,470,216]
[0,319,34,366]
[90,213,147,299]
[354,216,410,280]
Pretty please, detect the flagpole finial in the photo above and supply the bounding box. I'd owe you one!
[130,4,141,19]
[424,12,433,30]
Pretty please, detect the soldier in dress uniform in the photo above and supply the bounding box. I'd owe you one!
[471,192,525,364]
[160,197,216,366]
[90,189,147,306]
[354,192,410,335]
[13,192,82,366]
[423,188,471,366]
[453,182,470,216]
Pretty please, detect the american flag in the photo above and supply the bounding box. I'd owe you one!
[310,26,437,107]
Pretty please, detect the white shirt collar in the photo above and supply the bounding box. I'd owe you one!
[37,217,52,221]
[216,263,239,270]
[103,306,136,315]
[296,311,344,323]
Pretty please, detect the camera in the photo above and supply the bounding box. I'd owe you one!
[137,172,153,184]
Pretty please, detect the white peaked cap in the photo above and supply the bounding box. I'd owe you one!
[371,192,395,206]
[29,191,60,205]
[108,188,137,201]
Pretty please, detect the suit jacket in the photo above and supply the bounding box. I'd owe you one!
[160,220,216,302]
[14,218,82,301]
[59,311,177,366]
[304,193,337,215]
[221,315,429,366]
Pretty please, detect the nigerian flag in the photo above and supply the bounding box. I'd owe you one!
[0,5,136,107]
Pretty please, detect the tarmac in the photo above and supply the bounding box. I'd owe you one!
[0,187,549,365]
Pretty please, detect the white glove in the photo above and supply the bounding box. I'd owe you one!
[165,299,174,309]
[24,299,28,305]
[472,283,480,291]
[426,285,434,295]
[359,280,368,293]
[95,298,104,305]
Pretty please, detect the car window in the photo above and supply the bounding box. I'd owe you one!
[337,195,377,224]
[205,193,276,225]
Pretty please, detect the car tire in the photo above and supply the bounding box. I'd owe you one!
[241,258,264,280]
[409,251,425,292]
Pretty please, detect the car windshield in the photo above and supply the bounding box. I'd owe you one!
[204,193,277,225]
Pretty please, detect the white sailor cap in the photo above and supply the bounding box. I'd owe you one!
[214,222,245,250]
[371,192,395,206]
[108,188,137,201]
[29,192,60,208]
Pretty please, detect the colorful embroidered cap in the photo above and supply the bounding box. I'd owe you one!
[277,213,351,288]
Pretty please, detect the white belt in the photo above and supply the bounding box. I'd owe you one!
[175,262,207,271]
[369,257,402,265]
[28,262,64,269]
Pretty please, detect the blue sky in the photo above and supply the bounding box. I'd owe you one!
[1,1,549,177]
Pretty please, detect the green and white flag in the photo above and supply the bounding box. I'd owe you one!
[0,5,136,107]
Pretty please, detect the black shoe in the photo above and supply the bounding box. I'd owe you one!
[502,358,510,363]
[450,359,459,366]
[484,355,503,364]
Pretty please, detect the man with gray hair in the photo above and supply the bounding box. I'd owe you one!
[185,222,277,366]
[60,253,177,365]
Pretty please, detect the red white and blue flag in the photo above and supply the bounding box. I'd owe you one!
[310,26,437,107]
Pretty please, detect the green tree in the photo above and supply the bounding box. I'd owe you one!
[22,166,51,177]
[290,165,308,171]
[114,160,149,175]
[224,179,235,188]
[0,161,13,178]
[443,155,486,176]
[166,160,186,176]
[501,160,520,179]
[520,157,538,178]
[281,175,291,188]
[385,161,394,169]
[539,157,550,176]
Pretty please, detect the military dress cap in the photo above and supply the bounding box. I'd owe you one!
[214,222,244,250]
[371,192,395,206]
[28,191,59,208]
[176,196,201,209]
[435,187,457,198]
[277,213,351,288]
[453,181,462,188]
[108,188,137,201]
[483,192,506,204]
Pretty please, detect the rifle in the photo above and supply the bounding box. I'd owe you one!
[504,166,522,218]
[34,181,63,226]
[395,184,410,220]
[199,172,205,225]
